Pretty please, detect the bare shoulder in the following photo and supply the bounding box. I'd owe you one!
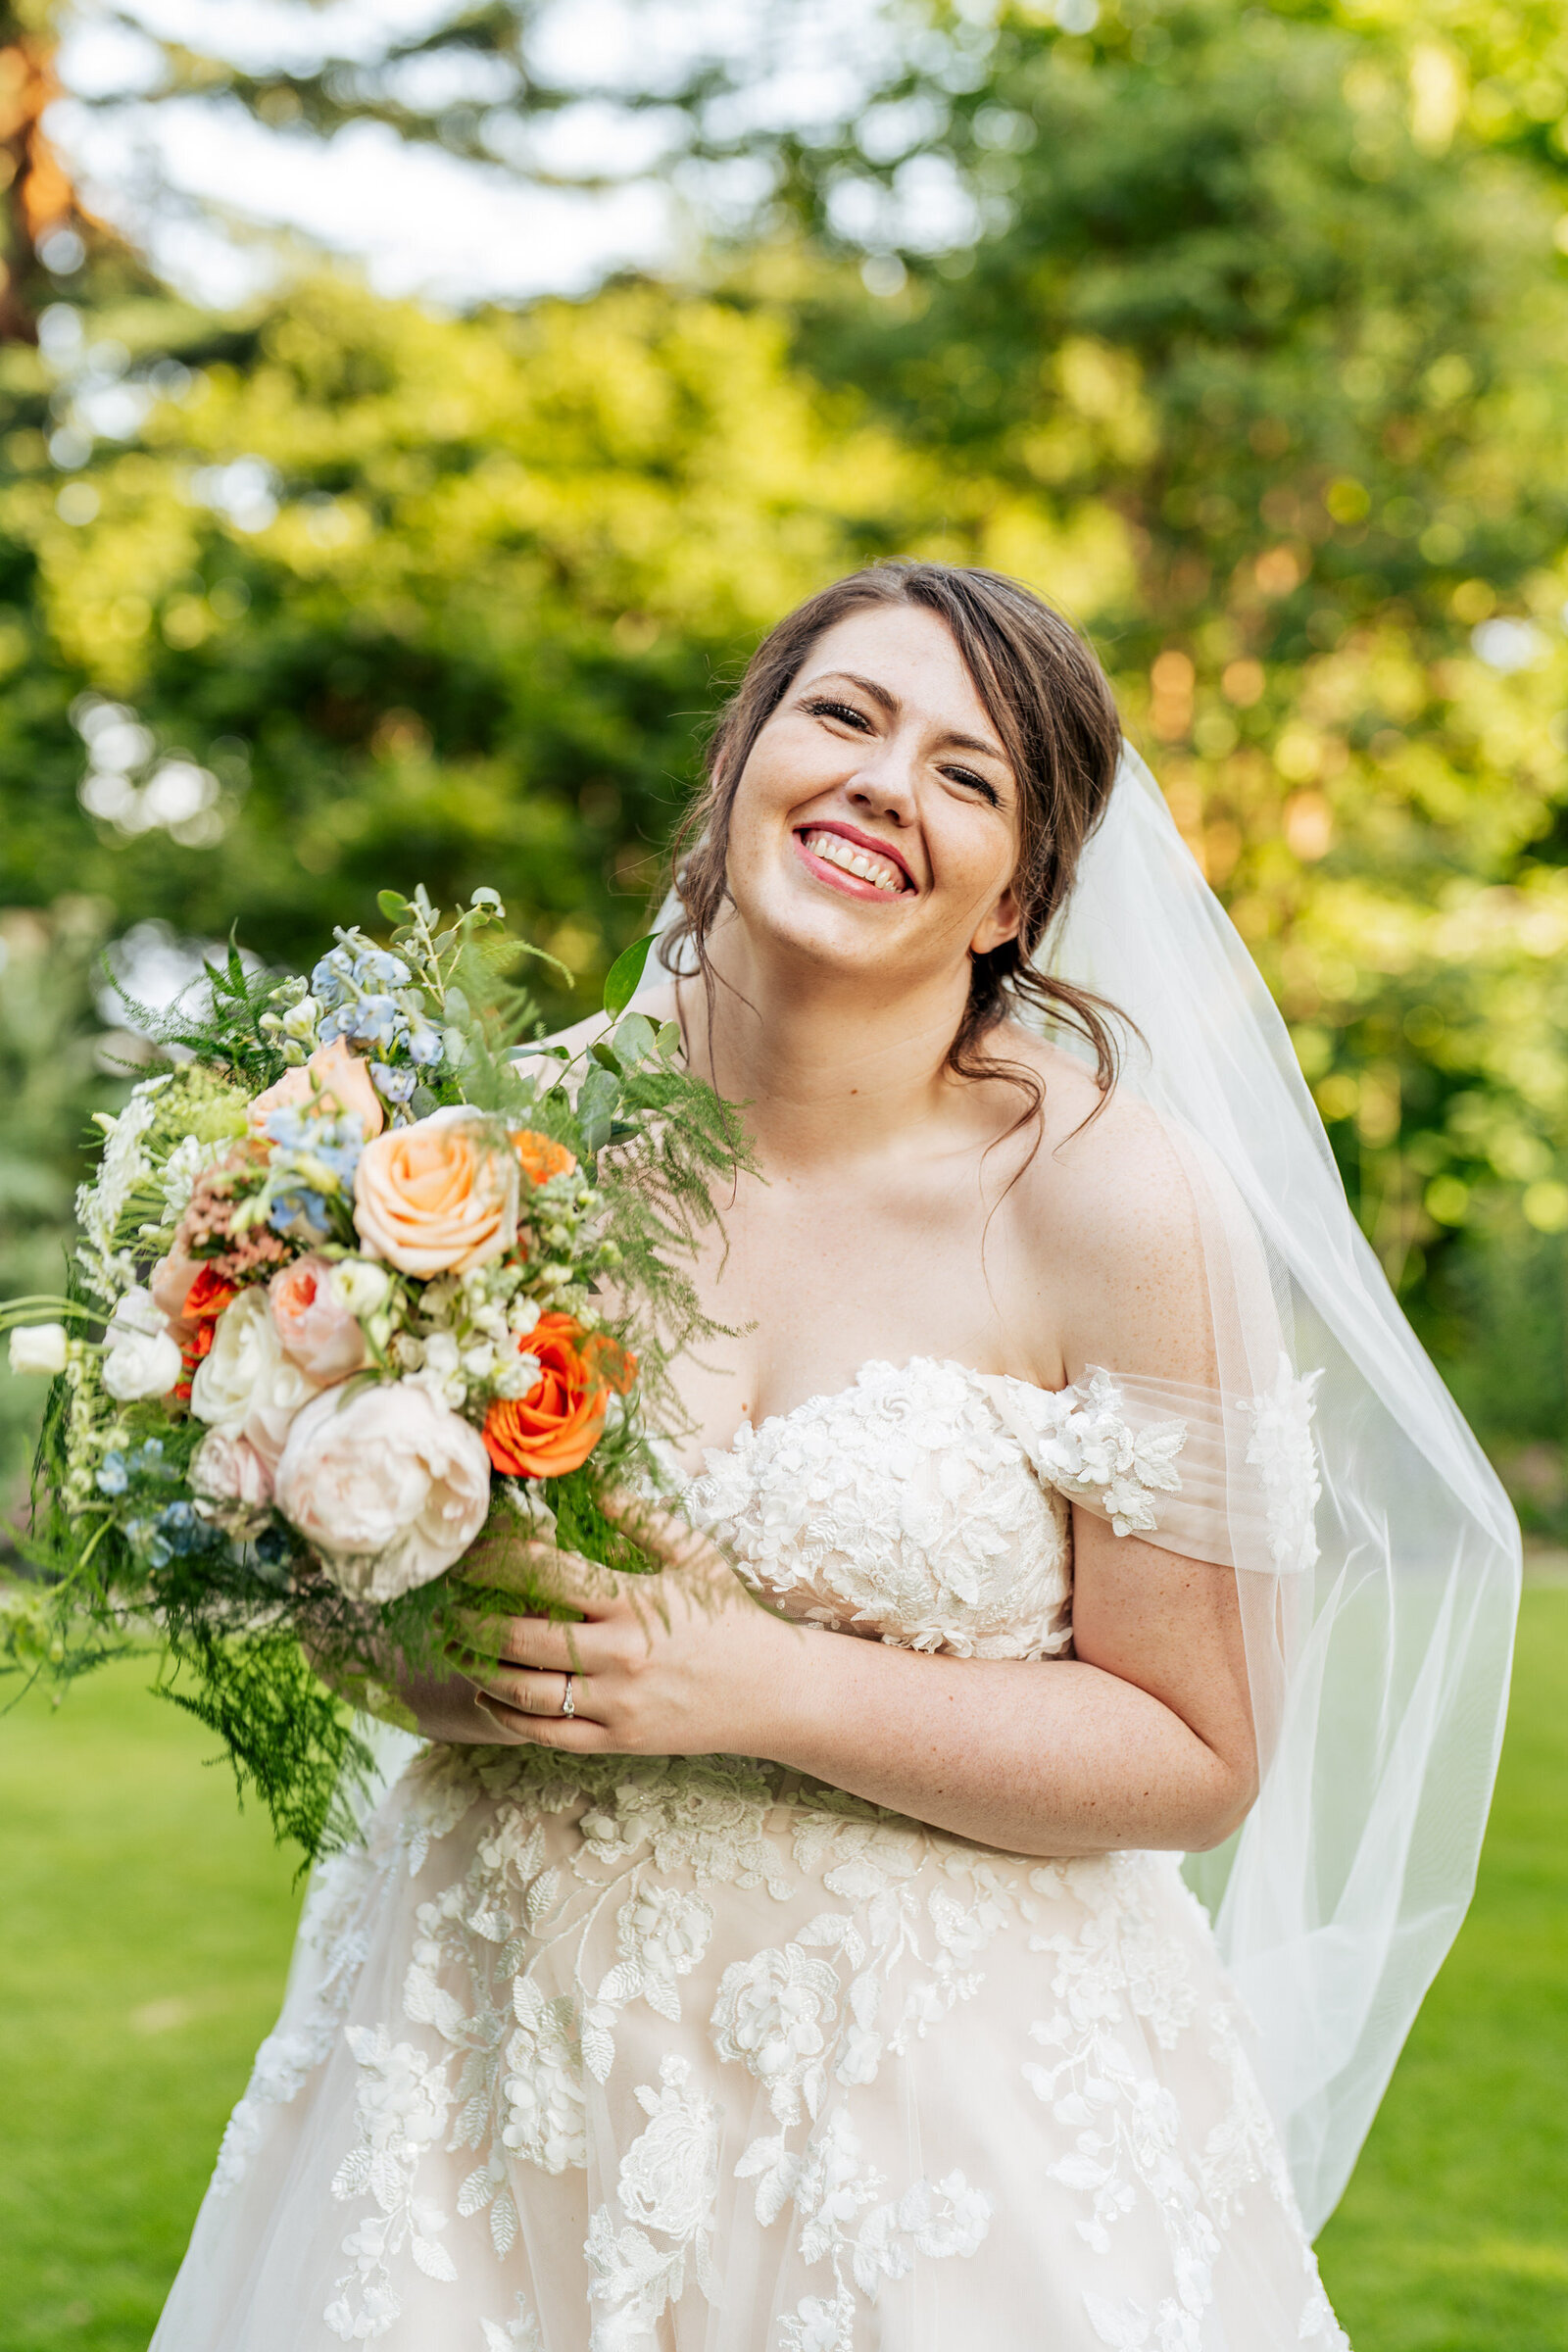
[514,981,679,1079]
[993,1026,1214,1383]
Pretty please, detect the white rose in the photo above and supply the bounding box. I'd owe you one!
[108,1285,167,1340]
[273,1379,491,1601]
[329,1257,392,1318]
[190,1287,322,1468]
[189,1427,274,1507]
[102,1326,182,1401]
[8,1323,69,1376]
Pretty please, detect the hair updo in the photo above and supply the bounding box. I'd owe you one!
[662,559,1127,1106]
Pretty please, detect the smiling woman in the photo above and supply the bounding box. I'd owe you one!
[150,564,1517,2352]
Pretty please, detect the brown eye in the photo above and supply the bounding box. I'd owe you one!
[942,765,1001,807]
[805,697,873,732]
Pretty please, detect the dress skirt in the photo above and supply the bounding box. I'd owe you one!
[152,1741,1348,2351]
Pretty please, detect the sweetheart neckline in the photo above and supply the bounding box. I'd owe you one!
[677,1354,1063,1483]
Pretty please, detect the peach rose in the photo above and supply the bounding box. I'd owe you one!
[270,1254,369,1382]
[482,1312,635,1480]
[274,1379,492,1601]
[353,1107,518,1277]
[251,1038,385,1141]
[512,1128,577,1188]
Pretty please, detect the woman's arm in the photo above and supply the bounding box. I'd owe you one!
[443,1493,1256,1859]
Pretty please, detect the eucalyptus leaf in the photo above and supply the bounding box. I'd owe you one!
[612,1012,658,1068]
[656,1021,682,1060]
[377,890,411,919]
[602,933,654,1020]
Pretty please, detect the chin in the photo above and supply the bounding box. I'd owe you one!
[733,867,911,979]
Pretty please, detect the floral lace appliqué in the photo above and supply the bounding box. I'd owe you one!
[1244,1353,1323,1573]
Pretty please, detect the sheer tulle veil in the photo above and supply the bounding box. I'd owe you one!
[644,743,1521,2234]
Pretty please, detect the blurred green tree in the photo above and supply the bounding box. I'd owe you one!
[0,271,1101,992]
[3,0,1567,1501]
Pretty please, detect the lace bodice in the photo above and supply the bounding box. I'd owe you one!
[680,1357,1189,1662]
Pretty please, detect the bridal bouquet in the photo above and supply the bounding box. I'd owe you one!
[1,886,742,1855]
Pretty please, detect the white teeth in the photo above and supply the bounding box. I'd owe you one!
[803,829,905,894]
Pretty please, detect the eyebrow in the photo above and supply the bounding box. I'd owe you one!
[804,669,1010,767]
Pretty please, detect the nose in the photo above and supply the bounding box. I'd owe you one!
[844,736,917,827]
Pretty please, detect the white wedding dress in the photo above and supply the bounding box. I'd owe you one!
[153,1357,1348,2350]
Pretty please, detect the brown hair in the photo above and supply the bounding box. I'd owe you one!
[663,561,1127,1129]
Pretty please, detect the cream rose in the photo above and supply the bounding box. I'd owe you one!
[270,1255,368,1382]
[272,1379,491,1601]
[189,1427,274,1508]
[8,1323,69,1376]
[353,1107,518,1277]
[190,1287,322,1469]
[251,1037,386,1141]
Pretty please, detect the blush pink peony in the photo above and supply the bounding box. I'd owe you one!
[269,1255,369,1382]
[273,1378,492,1601]
[251,1038,385,1141]
[189,1427,275,1508]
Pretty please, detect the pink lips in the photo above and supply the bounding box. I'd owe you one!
[793,820,915,901]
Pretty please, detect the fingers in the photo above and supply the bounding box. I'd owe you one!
[448,1608,601,1673]
[462,1659,583,1720]
[470,1540,638,1621]
[600,1488,711,1576]
[474,1690,610,1750]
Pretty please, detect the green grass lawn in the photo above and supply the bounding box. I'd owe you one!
[0,1596,1562,2352]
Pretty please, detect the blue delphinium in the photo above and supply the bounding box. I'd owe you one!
[262,1102,368,1236]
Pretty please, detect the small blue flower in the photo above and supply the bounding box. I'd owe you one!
[345,993,403,1050]
[269,1188,331,1237]
[155,1499,213,1556]
[96,1450,127,1496]
[370,1061,417,1103]
[125,1516,172,1567]
[405,1019,444,1067]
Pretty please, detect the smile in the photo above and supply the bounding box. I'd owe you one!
[795,826,913,899]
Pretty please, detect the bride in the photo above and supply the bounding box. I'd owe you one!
[152,564,1519,2349]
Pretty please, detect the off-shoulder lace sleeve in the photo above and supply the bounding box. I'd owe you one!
[980,1357,1322,1575]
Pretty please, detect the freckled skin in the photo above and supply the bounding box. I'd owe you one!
[418,606,1256,1861]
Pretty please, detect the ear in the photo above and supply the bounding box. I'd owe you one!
[970,883,1021,959]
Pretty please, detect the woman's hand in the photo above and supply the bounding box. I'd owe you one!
[446,1494,800,1755]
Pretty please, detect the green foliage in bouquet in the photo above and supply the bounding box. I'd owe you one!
[0,885,748,1860]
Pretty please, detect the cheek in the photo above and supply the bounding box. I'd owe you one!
[928,804,1019,915]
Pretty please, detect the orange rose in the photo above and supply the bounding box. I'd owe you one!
[173,1268,235,1401]
[482,1313,635,1479]
[512,1128,576,1188]
[251,1038,385,1141]
[353,1107,517,1276]
[184,1266,238,1321]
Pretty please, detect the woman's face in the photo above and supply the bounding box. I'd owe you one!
[723,605,1023,993]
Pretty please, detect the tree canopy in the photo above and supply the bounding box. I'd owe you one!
[3,0,1568,1513]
